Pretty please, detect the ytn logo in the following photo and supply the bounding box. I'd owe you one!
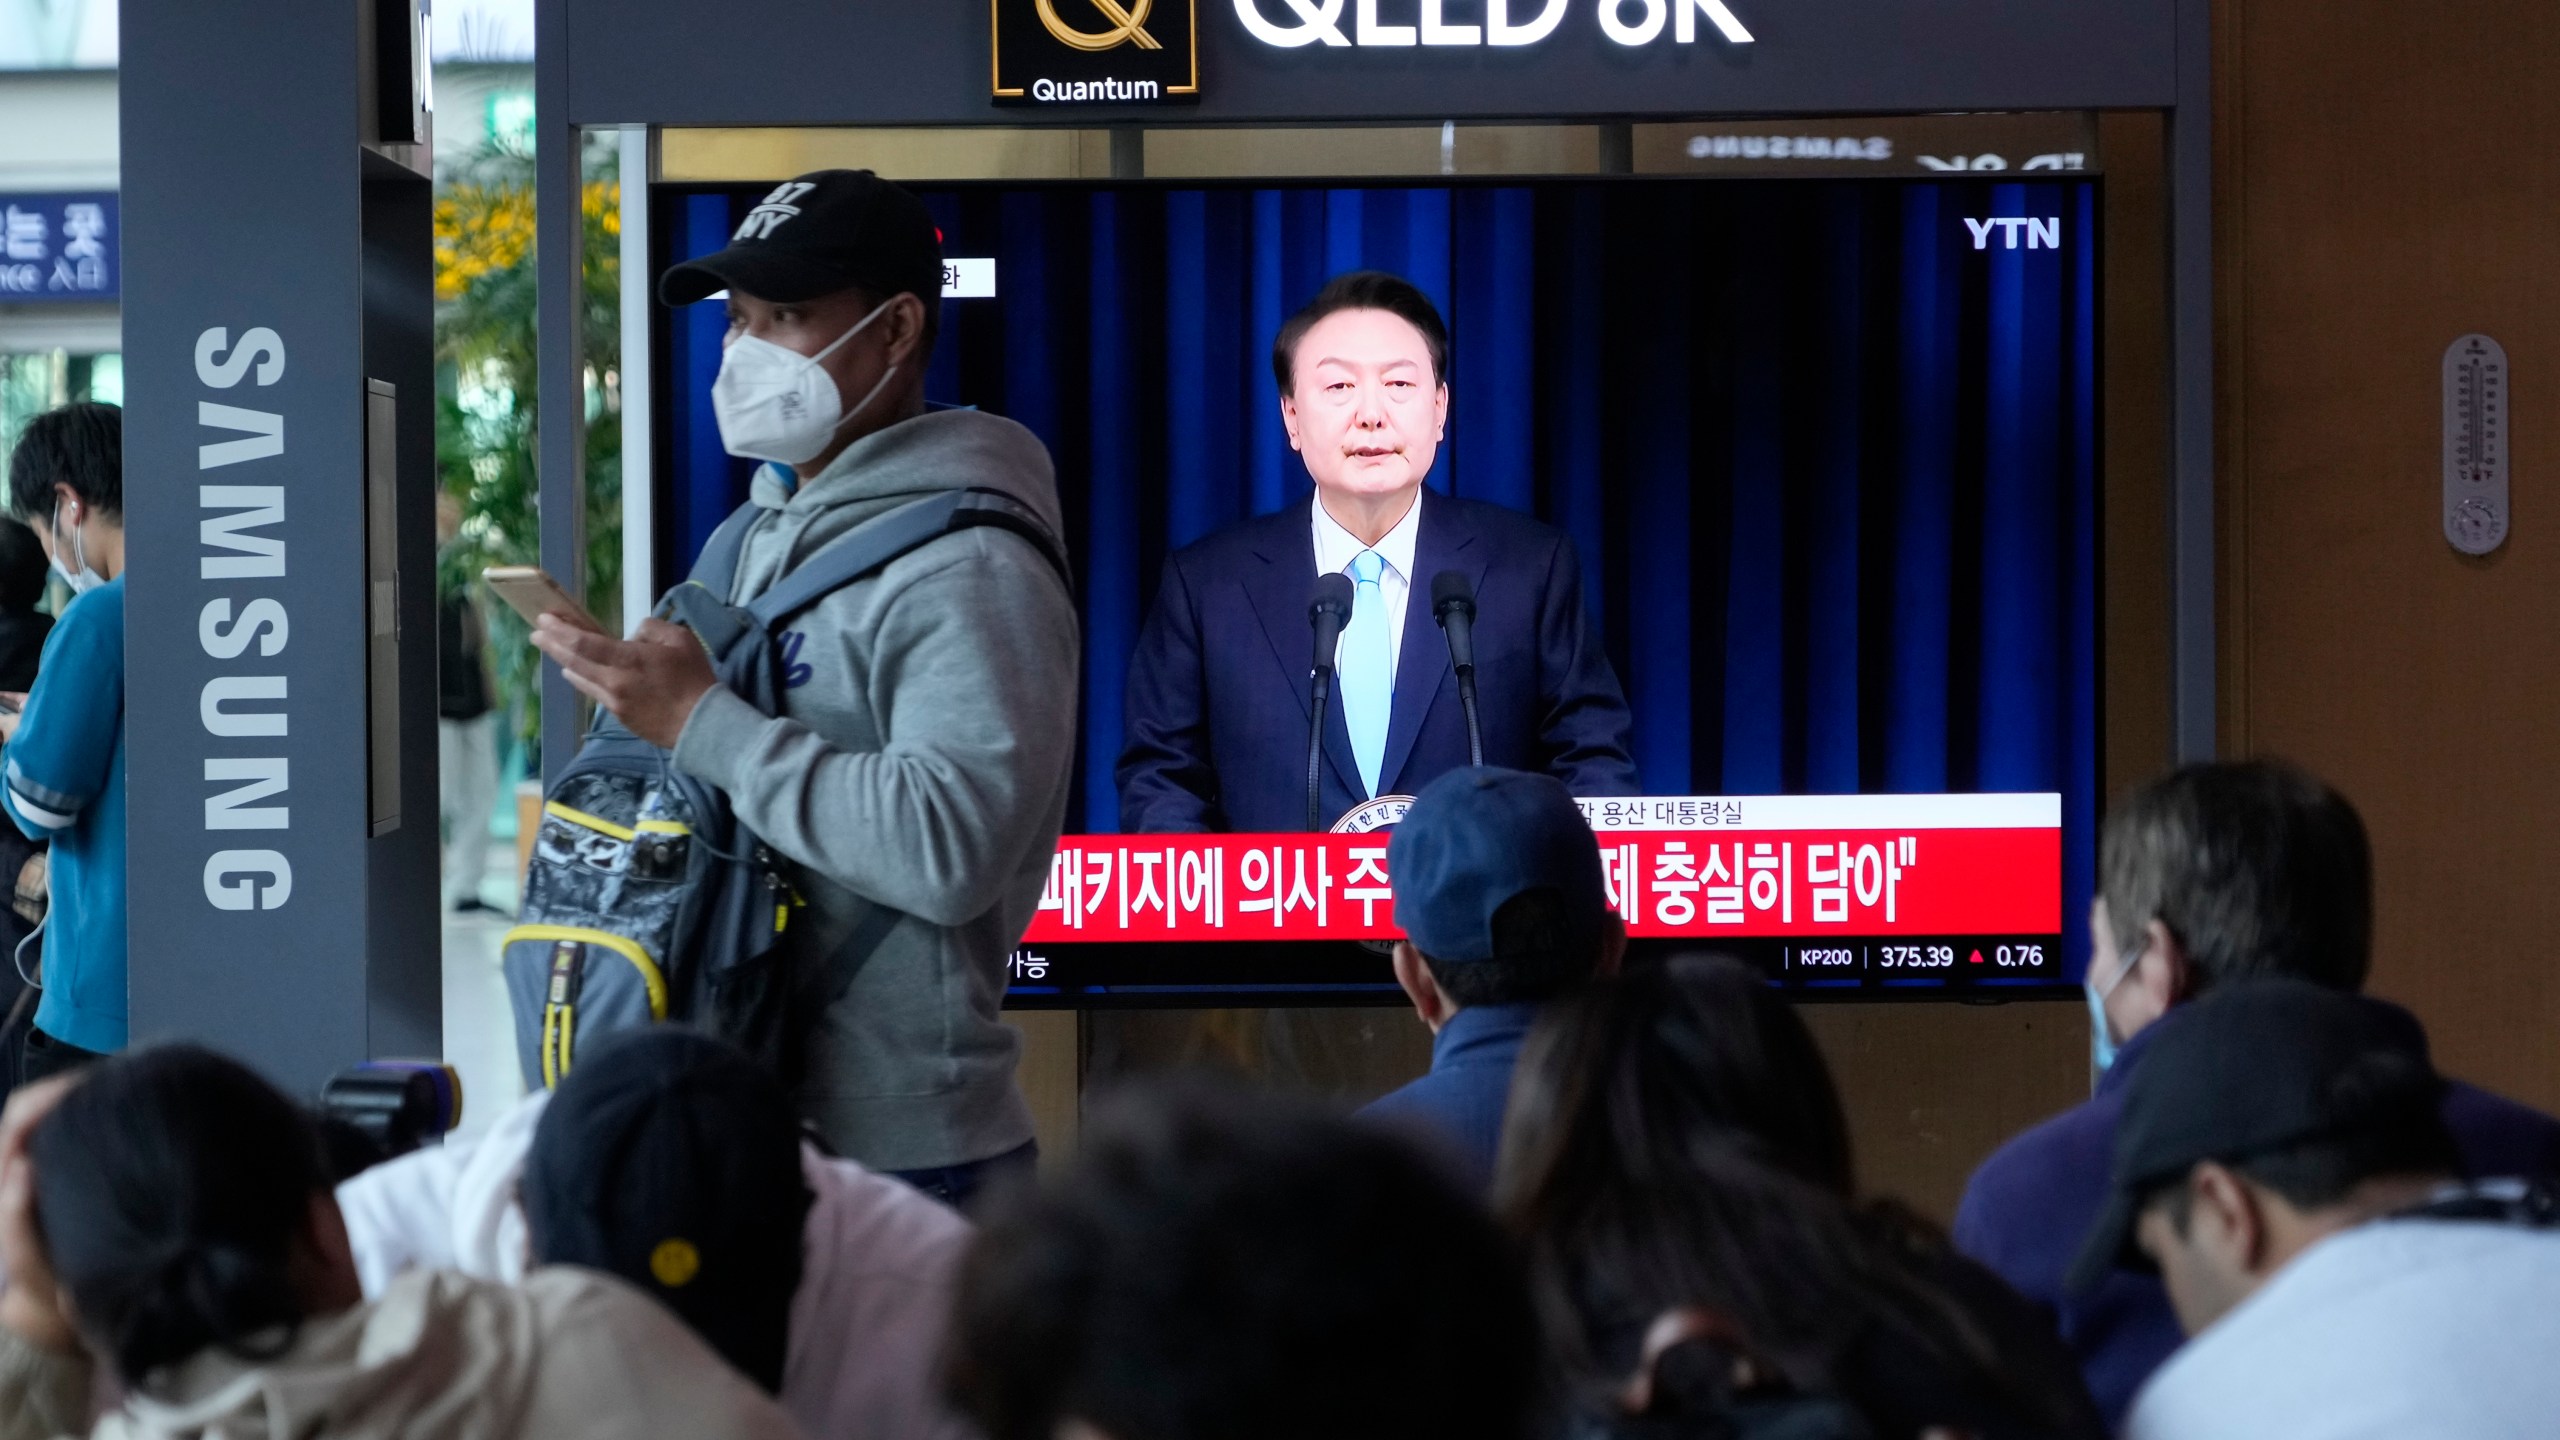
[1964,217,2062,251]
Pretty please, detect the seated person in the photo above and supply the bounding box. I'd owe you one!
[942,1081,1540,1440]
[1954,760,2560,1427]
[1500,954,2102,1440]
[1356,766,1623,1191]
[2073,980,2560,1440]
[0,1045,798,1440]
[336,1027,975,1440]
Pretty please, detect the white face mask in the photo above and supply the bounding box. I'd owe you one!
[709,298,903,466]
[48,501,103,595]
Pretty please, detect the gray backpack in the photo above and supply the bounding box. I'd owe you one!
[501,487,1067,1088]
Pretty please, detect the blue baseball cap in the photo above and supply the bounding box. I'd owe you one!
[1388,767,1607,964]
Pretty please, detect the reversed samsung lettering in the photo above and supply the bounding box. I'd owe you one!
[199,486,285,579]
[200,675,288,738]
[204,757,289,830]
[198,597,289,659]
[197,402,284,469]
[203,849,292,910]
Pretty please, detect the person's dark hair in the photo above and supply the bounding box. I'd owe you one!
[1271,270,1450,395]
[2098,760,2371,993]
[6,400,121,523]
[1419,887,1610,1010]
[944,1080,1542,1440]
[29,1045,330,1386]
[0,519,48,612]
[1499,961,2093,1437]
[1497,954,1854,1197]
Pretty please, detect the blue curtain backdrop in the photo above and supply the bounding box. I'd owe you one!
[658,178,2100,979]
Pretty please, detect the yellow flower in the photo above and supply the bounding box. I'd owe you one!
[431,179,621,300]
[434,182,537,301]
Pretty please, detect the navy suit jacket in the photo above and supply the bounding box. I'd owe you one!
[1116,493,1639,833]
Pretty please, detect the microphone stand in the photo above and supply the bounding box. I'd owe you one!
[1456,666,1484,769]
[1306,573,1354,832]
[1307,663,1334,833]
[1432,572,1486,768]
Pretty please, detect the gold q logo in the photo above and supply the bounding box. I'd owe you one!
[1036,0,1162,49]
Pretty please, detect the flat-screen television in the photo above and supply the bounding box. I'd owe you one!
[650,174,2098,1005]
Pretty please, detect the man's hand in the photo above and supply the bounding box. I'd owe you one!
[530,616,722,750]
[0,1075,84,1355]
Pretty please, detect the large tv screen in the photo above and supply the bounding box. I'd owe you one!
[651,175,2098,1005]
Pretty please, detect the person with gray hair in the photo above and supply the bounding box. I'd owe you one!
[1952,759,2560,1429]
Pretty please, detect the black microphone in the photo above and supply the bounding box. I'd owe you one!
[1432,570,1485,769]
[1305,573,1356,831]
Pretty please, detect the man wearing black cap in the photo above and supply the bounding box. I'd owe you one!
[2070,980,2560,1439]
[337,1028,981,1440]
[1357,765,1623,1191]
[1953,761,2560,1427]
[530,171,1079,1199]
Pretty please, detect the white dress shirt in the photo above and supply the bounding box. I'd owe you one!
[1311,488,1421,682]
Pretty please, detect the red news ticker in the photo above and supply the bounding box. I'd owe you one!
[1025,793,2061,944]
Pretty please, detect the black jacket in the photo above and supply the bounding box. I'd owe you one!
[0,611,51,693]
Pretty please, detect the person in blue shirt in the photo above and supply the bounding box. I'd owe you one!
[1358,765,1623,1191]
[1955,760,2560,1430]
[0,402,125,1083]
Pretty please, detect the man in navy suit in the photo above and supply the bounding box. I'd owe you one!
[1117,271,1638,833]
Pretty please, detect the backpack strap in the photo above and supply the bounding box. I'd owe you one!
[688,499,766,603]
[747,487,1071,627]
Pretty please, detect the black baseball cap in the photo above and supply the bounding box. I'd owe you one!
[660,168,944,309]
[519,1028,813,1393]
[1388,767,1606,965]
[2065,979,2445,1294]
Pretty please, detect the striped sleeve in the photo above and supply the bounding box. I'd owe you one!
[1,758,79,831]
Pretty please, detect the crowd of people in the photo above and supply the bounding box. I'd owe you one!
[0,168,2551,1438]
[0,754,2544,1438]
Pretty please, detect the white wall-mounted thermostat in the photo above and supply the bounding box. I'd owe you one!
[2442,333,2510,556]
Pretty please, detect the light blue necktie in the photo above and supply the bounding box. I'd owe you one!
[1340,549,1392,797]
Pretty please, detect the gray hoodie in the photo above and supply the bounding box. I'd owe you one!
[672,408,1078,1172]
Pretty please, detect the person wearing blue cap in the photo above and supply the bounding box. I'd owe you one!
[1359,765,1623,1191]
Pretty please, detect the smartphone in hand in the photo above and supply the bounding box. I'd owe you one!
[482,566,607,635]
